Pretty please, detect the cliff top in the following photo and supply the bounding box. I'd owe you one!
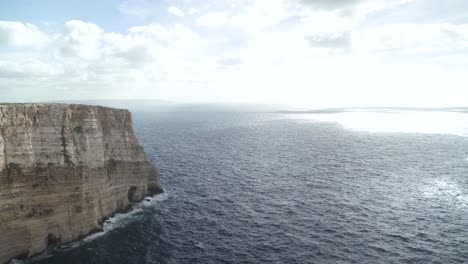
[0,103,130,112]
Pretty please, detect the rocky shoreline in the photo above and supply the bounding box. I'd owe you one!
[0,104,162,263]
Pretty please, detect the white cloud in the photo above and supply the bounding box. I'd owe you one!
[128,23,200,46]
[0,57,62,78]
[216,55,243,66]
[229,0,291,32]
[0,21,49,48]
[354,23,468,54]
[300,0,414,15]
[60,20,103,59]
[1,0,468,107]
[300,0,363,11]
[196,12,229,28]
[306,31,351,49]
[118,0,154,18]
[0,19,207,102]
[168,6,185,17]
[189,8,199,15]
[359,0,415,16]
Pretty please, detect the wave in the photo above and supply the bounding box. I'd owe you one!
[80,192,169,244]
[15,192,169,263]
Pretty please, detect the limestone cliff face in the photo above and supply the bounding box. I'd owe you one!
[0,104,162,263]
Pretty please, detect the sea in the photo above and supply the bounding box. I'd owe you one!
[23,107,468,264]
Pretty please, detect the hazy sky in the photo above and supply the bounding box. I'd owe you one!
[1,0,468,107]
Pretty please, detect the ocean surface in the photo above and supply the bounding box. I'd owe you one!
[28,109,468,264]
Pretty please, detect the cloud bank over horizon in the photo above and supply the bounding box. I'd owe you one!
[1,0,468,108]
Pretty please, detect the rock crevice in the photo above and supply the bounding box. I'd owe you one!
[0,104,162,263]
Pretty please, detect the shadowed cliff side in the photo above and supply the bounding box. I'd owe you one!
[0,104,162,263]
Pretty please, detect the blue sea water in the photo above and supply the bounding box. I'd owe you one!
[30,109,468,264]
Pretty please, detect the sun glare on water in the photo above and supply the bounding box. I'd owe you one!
[301,111,468,137]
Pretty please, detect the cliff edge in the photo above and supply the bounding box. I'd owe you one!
[0,104,162,263]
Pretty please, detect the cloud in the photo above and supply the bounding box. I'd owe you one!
[128,23,199,46]
[300,0,363,10]
[168,6,184,17]
[196,12,229,28]
[60,20,103,59]
[1,0,468,107]
[118,0,153,18]
[0,19,207,102]
[57,21,199,64]
[0,21,48,48]
[217,56,243,66]
[0,58,62,78]
[116,45,156,65]
[306,31,351,49]
[299,0,412,12]
[229,0,290,32]
[299,0,415,21]
[354,23,468,54]
[189,8,199,15]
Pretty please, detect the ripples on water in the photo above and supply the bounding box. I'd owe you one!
[29,110,468,264]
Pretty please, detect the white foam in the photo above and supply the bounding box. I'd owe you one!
[12,192,169,264]
[57,192,169,251]
[195,242,205,249]
[297,111,468,137]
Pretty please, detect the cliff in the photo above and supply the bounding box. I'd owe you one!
[0,104,162,263]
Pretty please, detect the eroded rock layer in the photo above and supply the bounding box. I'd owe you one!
[0,104,162,263]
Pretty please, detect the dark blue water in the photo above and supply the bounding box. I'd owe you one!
[31,110,468,264]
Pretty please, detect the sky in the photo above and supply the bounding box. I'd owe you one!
[1,0,468,108]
